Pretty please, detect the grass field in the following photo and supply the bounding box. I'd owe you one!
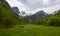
[0,25,60,36]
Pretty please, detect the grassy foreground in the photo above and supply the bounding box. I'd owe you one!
[0,25,60,36]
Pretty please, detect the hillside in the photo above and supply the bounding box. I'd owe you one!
[0,0,25,27]
[31,10,60,26]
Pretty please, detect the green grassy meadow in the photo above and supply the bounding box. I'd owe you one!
[0,25,60,36]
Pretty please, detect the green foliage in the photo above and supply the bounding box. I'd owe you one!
[46,17,60,26]
[0,1,25,28]
[46,10,60,26]
[31,10,60,26]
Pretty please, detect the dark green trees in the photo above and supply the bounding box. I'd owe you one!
[0,1,25,28]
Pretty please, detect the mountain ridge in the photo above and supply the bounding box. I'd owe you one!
[24,10,49,22]
[31,10,60,26]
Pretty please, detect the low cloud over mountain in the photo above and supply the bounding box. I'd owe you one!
[6,0,60,14]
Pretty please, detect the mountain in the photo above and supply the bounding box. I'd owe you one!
[12,7,20,15]
[31,10,60,26]
[19,11,32,16]
[0,0,25,27]
[11,7,30,16]
[24,10,49,22]
[20,11,26,16]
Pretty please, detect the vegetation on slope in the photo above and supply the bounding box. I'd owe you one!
[0,0,25,28]
[31,10,60,26]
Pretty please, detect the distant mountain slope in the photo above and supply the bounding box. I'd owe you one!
[12,7,20,14]
[0,0,25,27]
[32,10,60,26]
[24,10,49,22]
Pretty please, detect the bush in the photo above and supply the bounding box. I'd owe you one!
[47,17,60,26]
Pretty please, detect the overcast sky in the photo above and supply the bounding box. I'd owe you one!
[6,0,60,14]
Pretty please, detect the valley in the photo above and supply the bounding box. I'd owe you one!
[0,0,60,36]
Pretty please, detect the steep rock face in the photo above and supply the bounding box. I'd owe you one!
[24,10,49,22]
[12,7,20,14]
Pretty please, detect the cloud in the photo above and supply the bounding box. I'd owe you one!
[19,0,60,14]
[18,0,60,10]
[29,4,60,14]
[42,4,60,14]
[6,0,60,14]
[6,0,30,12]
[42,0,49,5]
